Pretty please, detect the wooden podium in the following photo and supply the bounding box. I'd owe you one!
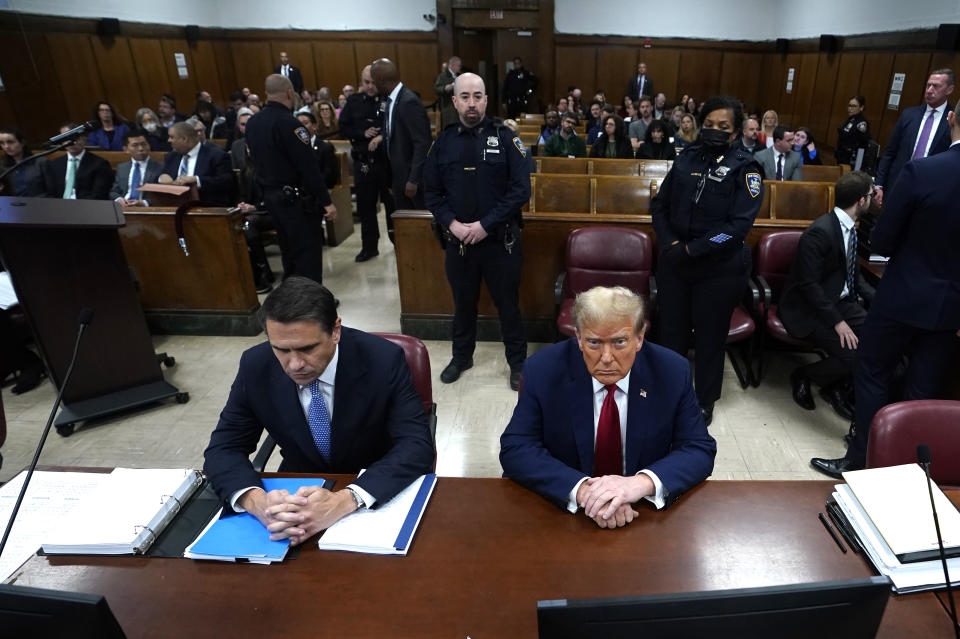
[0,196,185,435]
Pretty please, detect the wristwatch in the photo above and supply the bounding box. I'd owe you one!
[346,487,366,510]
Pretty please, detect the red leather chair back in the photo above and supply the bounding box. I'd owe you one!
[0,389,5,449]
[371,332,433,416]
[754,230,802,301]
[563,227,653,299]
[866,400,960,488]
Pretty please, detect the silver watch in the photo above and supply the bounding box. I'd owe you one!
[347,488,366,509]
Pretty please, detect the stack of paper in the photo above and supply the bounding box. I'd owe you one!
[833,464,960,593]
[184,477,333,563]
[317,474,437,556]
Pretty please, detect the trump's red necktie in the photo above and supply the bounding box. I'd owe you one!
[594,384,622,476]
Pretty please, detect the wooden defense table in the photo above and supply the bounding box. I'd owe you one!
[7,478,955,638]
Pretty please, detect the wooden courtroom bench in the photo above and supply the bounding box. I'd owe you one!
[117,206,261,335]
[526,174,664,214]
[760,180,835,220]
[801,164,843,183]
[210,138,228,148]
[49,149,166,170]
[535,157,673,176]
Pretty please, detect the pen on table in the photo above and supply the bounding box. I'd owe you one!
[826,502,861,554]
[819,512,847,553]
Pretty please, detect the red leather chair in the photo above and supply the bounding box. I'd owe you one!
[252,332,436,472]
[0,389,5,470]
[866,400,960,489]
[751,230,823,385]
[725,304,757,389]
[554,227,655,338]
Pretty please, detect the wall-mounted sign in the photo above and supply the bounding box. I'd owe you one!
[174,53,189,79]
[888,72,905,110]
[786,68,795,94]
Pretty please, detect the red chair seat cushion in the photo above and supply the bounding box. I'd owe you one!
[726,306,755,344]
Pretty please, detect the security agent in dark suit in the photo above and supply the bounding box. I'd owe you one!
[423,72,531,391]
[274,51,303,95]
[158,121,233,206]
[624,60,654,105]
[204,277,434,545]
[244,74,337,285]
[811,103,960,479]
[778,171,877,421]
[38,124,114,200]
[500,287,716,528]
[371,58,432,210]
[109,130,164,205]
[875,69,954,204]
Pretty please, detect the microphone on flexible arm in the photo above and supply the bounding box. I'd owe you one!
[0,308,94,558]
[918,444,960,639]
[45,120,99,146]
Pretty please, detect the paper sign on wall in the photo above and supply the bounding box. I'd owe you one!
[887,72,904,110]
[786,68,795,94]
[174,53,189,79]
[891,73,905,91]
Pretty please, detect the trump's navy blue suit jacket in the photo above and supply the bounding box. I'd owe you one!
[162,141,233,206]
[203,327,435,507]
[876,103,953,194]
[500,338,716,509]
[869,143,960,332]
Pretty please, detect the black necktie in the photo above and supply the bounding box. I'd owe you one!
[776,153,783,180]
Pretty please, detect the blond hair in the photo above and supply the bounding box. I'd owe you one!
[573,286,645,335]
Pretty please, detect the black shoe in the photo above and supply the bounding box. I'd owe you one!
[820,385,855,421]
[700,405,713,427]
[810,456,864,479]
[509,369,522,391]
[790,370,816,411]
[355,250,379,263]
[11,364,44,395]
[440,359,472,384]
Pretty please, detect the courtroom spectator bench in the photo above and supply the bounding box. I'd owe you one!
[535,157,672,176]
[48,150,166,171]
[800,164,843,182]
[210,138,228,148]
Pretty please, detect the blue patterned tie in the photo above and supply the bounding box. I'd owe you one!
[846,227,858,300]
[178,155,189,178]
[307,379,331,460]
[130,161,142,199]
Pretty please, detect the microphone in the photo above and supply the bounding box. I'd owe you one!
[918,444,960,639]
[46,120,98,146]
[0,308,94,558]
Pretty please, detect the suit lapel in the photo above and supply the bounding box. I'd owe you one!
[827,212,845,272]
[624,345,653,474]
[565,342,596,475]
[330,330,369,466]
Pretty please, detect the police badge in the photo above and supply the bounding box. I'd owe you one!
[745,172,762,198]
[295,126,311,145]
[487,136,499,147]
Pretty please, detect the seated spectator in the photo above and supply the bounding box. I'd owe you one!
[157,93,186,129]
[669,106,685,133]
[337,94,347,115]
[246,93,261,108]
[196,90,224,116]
[230,107,255,166]
[676,113,698,150]
[185,116,208,143]
[159,121,233,205]
[623,101,638,123]
[38,123,113,200]
[684,96,697,114]
[636,120,677,160]
[627,95,655,151]
[194,100,228,141]
[556,96,569,114]
[570,88,585,118]
[758,109,778,148]
[755,125,804,181]
[653,93,667,120]
[109,130,163,206]
[343,84,355,99]
[313,100,340,139]
[539,109,561,145]
[590,114,633,159]
[300,90,315,109]
[794,127,823,165]
[135,107,171,151]
[587,104,615,144]
[618,96,633,119]
[86,101,130,151]
[737,116,760,155]
[543,113,587,158]
[584,101,603,136]
[0,128,43,196]
[316,87,332,102]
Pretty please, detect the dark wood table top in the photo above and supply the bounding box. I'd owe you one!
[8,478,956,638]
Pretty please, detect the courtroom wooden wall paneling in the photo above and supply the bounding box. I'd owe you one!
[719,52,760,113]
[88,36,145,122]
[0,32,67,140]
[759,52,786,114]
[270,41,318,94]
[637,49,681,107]
[826,53,866,148]
[354,42,398,87]
[212,40,238,101]
[596,47,636,103]
[312,41,359,102]
[676,50,721,106]
[0,93,16,131]
[159,38,200,112]
[807,52,840,145]
[789,52,821,129]
[536,1,556,110]
[397,42,439,105]
[857,52,895,145]
[771,52,801,126]
[129,38,173,115]
[554,45,595,103]
[189,40,229,105]
[45,33,106,125]
[877,52,933,145]
[230,40,274,98]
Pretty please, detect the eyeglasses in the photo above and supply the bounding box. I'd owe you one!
[847,103,860,107]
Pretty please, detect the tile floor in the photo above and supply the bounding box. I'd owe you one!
[0,214,850,484]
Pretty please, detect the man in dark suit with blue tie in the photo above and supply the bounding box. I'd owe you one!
[204,277,434,545]
[158,121,233,206]
[625,61,654,104]
[875,69,954,203]
[811,99,960,478]
[500,286,716,528]
[274,51,304,95]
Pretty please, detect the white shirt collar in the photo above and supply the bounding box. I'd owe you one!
[186,141,202,158]
[833,206,855,232]
[591,370,631,396]
[387,82,403,103]
[67,150,85,163]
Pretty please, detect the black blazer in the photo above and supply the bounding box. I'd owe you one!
[625,74,655,103]
[876,103,954,192]
[868,144,960,331]
[274,64,304,94]
[161,141,233,205]
[39,151,114,200]
[779,211,875,338]
[203,327,435,507]
[589,136,634,159]
[386,84,432,192]
[311,137,340,189]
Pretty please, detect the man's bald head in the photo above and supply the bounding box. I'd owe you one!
[452,72,487,127]
[370,58,399,95]
[264,73,295,108]
[361,65,377,97]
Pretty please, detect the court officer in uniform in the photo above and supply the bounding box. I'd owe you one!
[651,95,764,426]
[423,72,531,391]
[835,95,871,166]
[245,74,336,284]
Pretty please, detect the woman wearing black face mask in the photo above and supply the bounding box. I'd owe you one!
[650,95,764,426]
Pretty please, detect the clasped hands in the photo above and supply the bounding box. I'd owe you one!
[577,473,654,529]
[449,219,488,245]
[240,486,357,546]
[158,173,198,186]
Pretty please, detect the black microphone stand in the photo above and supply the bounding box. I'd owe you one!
[919,445,960,639]
[0,141,72,189]
[0,309,93,557]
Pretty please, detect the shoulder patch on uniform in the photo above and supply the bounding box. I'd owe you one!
[295,126,311,145]
[857,121,868,133]
[513,136,525,155]
[746,172,762,198]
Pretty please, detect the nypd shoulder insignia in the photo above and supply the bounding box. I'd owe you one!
[745,172,762,198]
[295,126,311,145]
[513,136,525,155]
[857,121,868,133]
